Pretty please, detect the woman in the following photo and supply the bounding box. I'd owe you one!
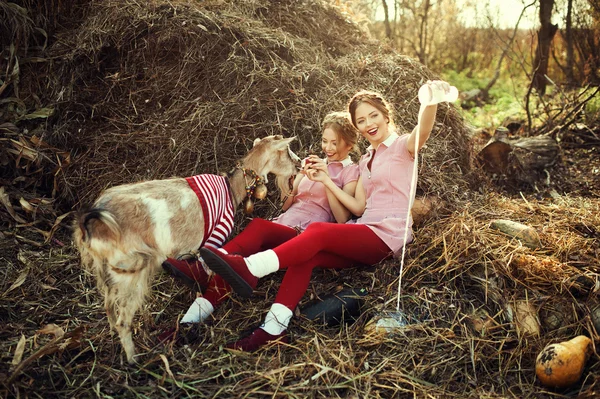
[163,112,360,323]
[200,81,451,351]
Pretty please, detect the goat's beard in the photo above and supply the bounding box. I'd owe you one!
[275,173,295,201]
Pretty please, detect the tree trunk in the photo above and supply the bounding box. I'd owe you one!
[417,0,431,65]
[382,0,392,40]
[532,0,558,95]
[565,0,575,85]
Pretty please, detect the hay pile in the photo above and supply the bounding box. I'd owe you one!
[1,0,598,398]
[4,0,471,210]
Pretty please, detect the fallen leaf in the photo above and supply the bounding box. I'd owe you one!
[12,335,26,367]
[19,197,35,213]
[37,324,65,339]
[18,107,54,121]
[0,186,27,223]
[45,211,72,243]
[7,325,86,384]
[8,139,38,162]
[17,251,31,265]
[5,268,29,294]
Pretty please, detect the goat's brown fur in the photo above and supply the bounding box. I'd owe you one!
[73,135,300,363]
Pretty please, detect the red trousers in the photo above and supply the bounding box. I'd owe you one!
[204,220,392,311]
[203,218,297,305]
[272,222,391,309]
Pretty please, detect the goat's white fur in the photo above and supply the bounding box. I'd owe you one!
[73,135,299,363]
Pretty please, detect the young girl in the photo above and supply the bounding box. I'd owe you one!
[163,112,360,323]
[200,81,451,351]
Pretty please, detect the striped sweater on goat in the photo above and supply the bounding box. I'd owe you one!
[185,174,235,249]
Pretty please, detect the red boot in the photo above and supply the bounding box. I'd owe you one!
[162,257,210,292]
[226,328,288,352]
[200,247,258,298]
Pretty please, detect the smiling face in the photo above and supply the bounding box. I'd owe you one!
[321,127,352,162]
[354,102,391,148]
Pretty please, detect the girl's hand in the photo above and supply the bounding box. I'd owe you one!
[306,155,329,176]
[305,167,328,183]
[424,80,452,101]
[428,79,450,91]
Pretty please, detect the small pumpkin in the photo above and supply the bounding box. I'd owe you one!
[535,335,592,388]
[253,184,268,200]
[244,198,254,215]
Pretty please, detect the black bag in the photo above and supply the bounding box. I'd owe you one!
[300,288,368,327]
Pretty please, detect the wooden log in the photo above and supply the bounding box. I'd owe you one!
[476,127,559,178]
[490,219,542,249]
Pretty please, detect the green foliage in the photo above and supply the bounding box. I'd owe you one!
[584,91,600,125]
[442,70,487,92]
[441,69,531,129]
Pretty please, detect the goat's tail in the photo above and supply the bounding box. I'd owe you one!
[76,208,122,243]
[73,208,122,276]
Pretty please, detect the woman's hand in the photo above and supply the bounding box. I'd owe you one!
[426,80,451,97]
[303,155,328,175]
[305,167,328,183]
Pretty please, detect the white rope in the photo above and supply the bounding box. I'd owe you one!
[395,102,426,312]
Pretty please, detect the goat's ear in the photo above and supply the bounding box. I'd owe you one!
[275,136,296,150]
[253,137,262,147]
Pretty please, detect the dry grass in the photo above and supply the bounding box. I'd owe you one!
[0,0,598,398]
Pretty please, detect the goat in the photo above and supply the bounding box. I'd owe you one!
[73,135,300,363]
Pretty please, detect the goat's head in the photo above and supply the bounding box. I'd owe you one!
[242,135,301,200]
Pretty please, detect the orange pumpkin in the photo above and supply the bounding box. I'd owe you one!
[535,335,593,388]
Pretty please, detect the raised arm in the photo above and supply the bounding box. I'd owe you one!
[406,80,450,157]
[407,103,437,157]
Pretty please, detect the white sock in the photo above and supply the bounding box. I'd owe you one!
[180,297,214,324]
[261,303,292,335]
[245,249,280,278]
[217,248,228,254]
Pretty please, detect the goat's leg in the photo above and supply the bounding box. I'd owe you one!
[112,263,155,364]
[104,289,118,331]
[115,301,137,364]
[99,260,118,331]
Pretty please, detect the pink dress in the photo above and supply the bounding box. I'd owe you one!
[273,158,359,231]
[351,133,416,255]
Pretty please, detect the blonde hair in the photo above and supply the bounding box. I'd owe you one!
[347,90,394,129]
[321,111,360,155]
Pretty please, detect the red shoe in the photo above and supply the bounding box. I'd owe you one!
[226,328,288,352]
[200,247,257,298]
[162,257,210,292]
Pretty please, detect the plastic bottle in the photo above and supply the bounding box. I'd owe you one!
[300,287,368,327]
[418,84,459,105]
